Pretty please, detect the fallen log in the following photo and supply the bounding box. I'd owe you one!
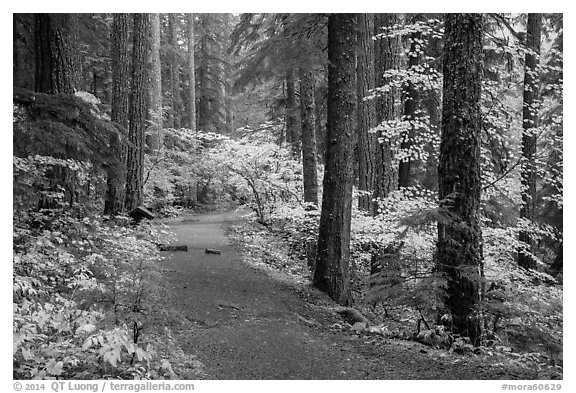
[159,244,188,252]
[129,206,155,223]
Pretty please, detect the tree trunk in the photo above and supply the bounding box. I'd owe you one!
[518,13,542,270]
[373,14,399,207]
[299,67,319,205]
[187,13,197,132]
[186,180,198,207]
[314,14,357,306]
[168,14,181,129]
[148,13,163,150]
[14,16,21,88]
[314,76,327,164]
[356,13,377,213]
[197,15,210,131]
[551,239,563,274]
[105,13,130,215]
[91,68,102,99]
[285,69,300,157]
[125,14,151,211]
[437,13,484,346]
[398,14,423,189]
[34,13,75,94]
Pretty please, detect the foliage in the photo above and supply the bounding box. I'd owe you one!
[13,205,177,379]
[207,123,302,223]
[13,12,563,378]
[12,90,190,379]
[13,90,123,212]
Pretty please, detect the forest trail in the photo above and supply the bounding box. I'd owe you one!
[160,210,535,380]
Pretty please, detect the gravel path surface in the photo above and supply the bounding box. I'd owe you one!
[160,211,537,380]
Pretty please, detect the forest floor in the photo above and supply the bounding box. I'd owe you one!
[158,210,543,380]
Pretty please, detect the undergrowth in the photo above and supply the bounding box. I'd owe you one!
[13,205,207,379]
[229,193,563,379]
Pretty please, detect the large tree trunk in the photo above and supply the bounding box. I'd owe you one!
[168,14,181,129]
[398,14,423,189]
[13,16,22,88]
[34,14,78,209]
[299,67,319,205]
[34,13,75,94]
[437,13,484,346]
[148,13,163,150]
[518,14,542,270]
[314,14,357,306]
[105,13,130,215]
[285,69,300,157]
[125,14,151,211]
[356,13,377,213]
[373,14,399,206]
[187,13,197,132]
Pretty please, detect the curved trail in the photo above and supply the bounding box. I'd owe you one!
[160,211,533,380]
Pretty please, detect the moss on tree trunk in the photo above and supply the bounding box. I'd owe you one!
[105,13,130,216]
[125,14,151,211]
[437,13,484,346]
[314,14,357,306]
[373,14,399,209]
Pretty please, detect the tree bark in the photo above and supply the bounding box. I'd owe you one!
[187,13,197,132]
[285,69,300,157]
[373,14,399,206]
[197,15,210,131]
[105,13,130,215]
[148,13,163,149]
[314,74,328,164]
[168,14,181,129]
[356,14,377,213]
[518,13,542,269]
[437,13,484,345]
[398,14,423,189]
[299,67,319,205]
[34,13,75,94]
[125,14,151,211]
[314,14,357,306]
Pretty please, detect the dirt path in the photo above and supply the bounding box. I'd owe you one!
[160,211,536,380]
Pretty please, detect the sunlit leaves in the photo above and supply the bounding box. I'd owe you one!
[13,207,172,379]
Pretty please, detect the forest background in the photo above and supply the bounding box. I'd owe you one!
[5,1,573,385]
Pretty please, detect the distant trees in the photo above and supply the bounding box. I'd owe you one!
[285,69,300,157]
[148,13,163,149]
[125,14,151,211]
[196,13,230,133]
[299,67,318,205]
[167,14,182,129]
[228,13,327,204]
[314,14,357,306]
[518,13,542,269]
[187,13,197,131]
[437,13,484,345]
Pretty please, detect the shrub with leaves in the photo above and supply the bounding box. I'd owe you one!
[208,124,303,223]
[13,206,176,379]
